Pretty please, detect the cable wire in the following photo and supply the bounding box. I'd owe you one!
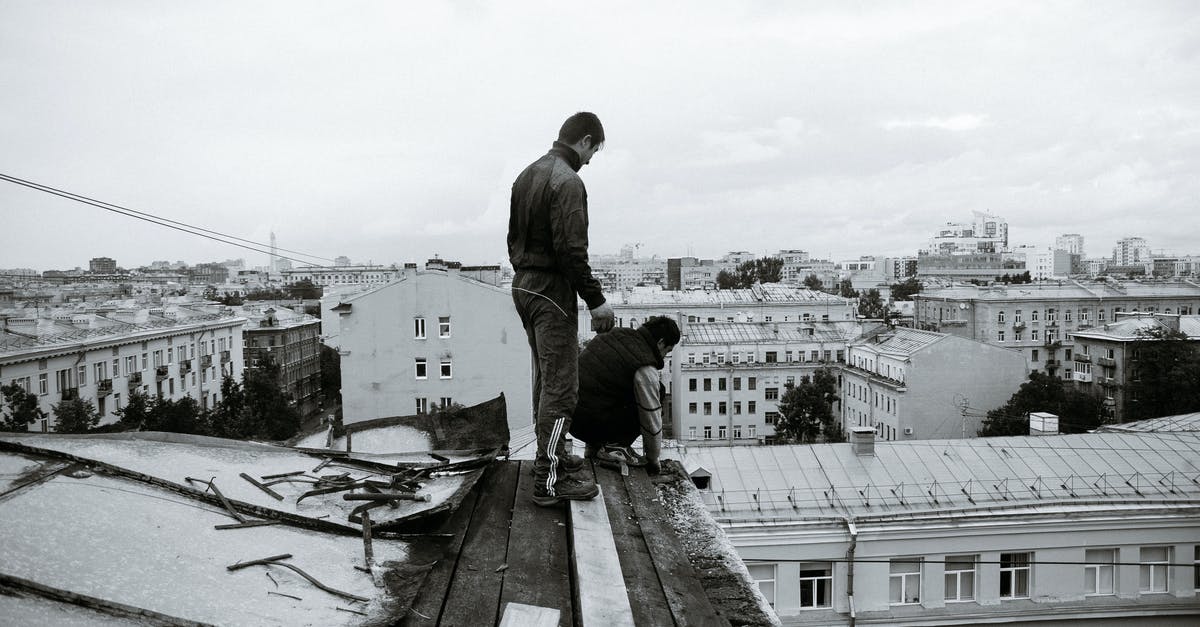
[0,172,336,268]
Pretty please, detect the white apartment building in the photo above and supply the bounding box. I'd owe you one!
[282,264,403,287]
[1012,246,1072,281]
[1056,233,1086,256]
[1113,237,1153,270]
[841,327,1027,440]
[0,307,246,431]
[671,320,873,444]
[914,280,1200,379]
[333,269,533,433]
[925,211,1009,255]
[675,431,1200,625]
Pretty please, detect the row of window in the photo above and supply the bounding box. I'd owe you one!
[413,316,451,339]
[688,400,759,416]
[414,358,453,379]
[685,313,834,324]
[996,305,1195,325]
[687,424,759,439]
[686,350,844,366]
[749,546,1196,610]
[414,396,454,414]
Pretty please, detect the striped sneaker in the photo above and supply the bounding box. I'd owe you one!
[532,474,599,507]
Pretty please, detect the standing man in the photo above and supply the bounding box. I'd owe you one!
[509,112,615,507]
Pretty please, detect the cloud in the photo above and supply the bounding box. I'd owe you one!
[882,114,990,132]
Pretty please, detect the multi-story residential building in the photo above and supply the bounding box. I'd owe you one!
[332,267,533,432]
[578,284,858,344]
[1011,246,1072,281]
[675,430,1200,624]
[282,264,403,288]
[1056,233,1086,256]
[914,281,1200,378]
[780,253,837,287]
[0,306,246,430]
[917,252,1024,282]
[1153,255,1200,278]
[671,320,874,444]
[1069,314,1200,424]
[590,255,667,290]
[841,327,1027,440]
[237,305,322,419]
[88,257,117,274]
[667,256,719,290]
[1113,237,1154,271]
[924,211,1009,255]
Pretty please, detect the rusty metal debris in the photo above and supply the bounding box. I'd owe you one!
[240,472,284,501]
[185,476,246,523]
[261,470,306,480]
[344,492,431,502]
[267,591,301,601]
[227,554,369,603]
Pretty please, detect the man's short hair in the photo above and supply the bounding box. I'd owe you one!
[642,316,680,347]
[558,112,605,146]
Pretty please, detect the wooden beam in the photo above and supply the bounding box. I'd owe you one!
[498,460,571,625]
[595,465,675,627]
[499,602,560,627]
[570,484,635,627]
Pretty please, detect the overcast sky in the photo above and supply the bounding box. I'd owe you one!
[2,1,1198,271]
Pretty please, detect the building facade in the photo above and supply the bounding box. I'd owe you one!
[840,328,1028,440]
[676,432,1200,625]
[0,307,245,430]
[925,211,1009,255]
[914,281,1200,379]
[333,269,533,432]
[89,257,117,274]
[237,306,323,419]
[282,264,403,287]
[671,321,872,444]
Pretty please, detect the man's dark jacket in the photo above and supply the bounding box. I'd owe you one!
[508,142,605,311]
[576,327,663,423]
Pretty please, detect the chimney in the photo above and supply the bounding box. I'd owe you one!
[850,427,876,456]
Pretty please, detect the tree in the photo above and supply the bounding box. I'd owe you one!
[1124,327,1200,421]
[320,344,341,405]
[116,390,152,430]
[836,278,857,298]
[143,396,207,434]
[889,278,922,301]
[286,279,323,300]
[775,368,840,444]
[207,375,250,438]
[857,288,887,319]
[716,257,784,289]
[52,397,101,433]
[802,274,824,292]
[979,371,1103,436]
[1,383,46,431]
[243,356,302,440]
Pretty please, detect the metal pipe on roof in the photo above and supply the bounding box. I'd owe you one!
[845,518,858,626]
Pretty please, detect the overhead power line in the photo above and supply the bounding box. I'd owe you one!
[0,172,336,268]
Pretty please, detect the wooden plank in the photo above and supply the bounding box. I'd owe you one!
[499,602,560,627]
[499,460,572,626]
[570,484,635,627]
[623,471,727,627]
[438,461,520,627]
[595,465,675,627]
[400,486,480,625]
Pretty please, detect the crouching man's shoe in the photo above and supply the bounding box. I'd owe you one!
[532,474,599,507]
[594,445,647,470]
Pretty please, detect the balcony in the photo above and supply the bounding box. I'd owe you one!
[60,387,79,401]
[1072,371,1093,383]
[155,365,169,381]
[201,354,213,369]
[1100,376,1117,387]
[1073,353,1091,363]
[1097,356,1116,367]
[97,379,113,396]
[127,372,142,388]
[179,360,192,374]
[1044,359,1059,368]
[220,350,231,363]
[1013,321,1026,330]
[1047,320,1059,328]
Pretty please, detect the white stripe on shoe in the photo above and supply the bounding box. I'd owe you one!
[545,417,565,496]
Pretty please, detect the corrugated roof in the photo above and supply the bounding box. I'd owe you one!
[605,284,850,306]
[851,327,946,356]
[1098,412,1200,433]
[684,321,871,345]
[922,281,1200,301]
[671,432,1200,522]
[1071,315,1200,341]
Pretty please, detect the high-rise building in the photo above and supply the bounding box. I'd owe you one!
[1112,237,1153,273]
[1055,233,1086,256]
[88,257,117,274]
[925,211,1009,255]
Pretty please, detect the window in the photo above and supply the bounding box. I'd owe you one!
[438,316,451,338]
[748,377,757,390]
[439,360,452,379]
[687,353,695,364]
[415,358,428,379]
[732,424,741,438]
[689,378,697,391]
[439,397,453,408]
[747,564,776,608]
[718,378,727,391]
[998,311,1006,323]
[944,555,976,601]
[890,559,922,605]
[748,424,757,438]
[1099,309,1106,321]
[748,401,757,414]
[38,373,48,395]
[1032,349,1040,362]
[1065,309,1073,322]
[997,331,1005,342]
[1032,329,1040,341]
[125,356,136,374]
[415,397,428,414]
[688,402,697,414]
[94,361,107,382]
[799,562,833,608]
[765,387,779,400]
[703,426,712,439]
[733,401,742,415]
[764,411,778,425]
[1085,549,1116,596]
[718,402,727,415]
[703,402,712,415]
[414,317,426,339]
[688,426,696,439]
[717,425,726,439]
[765,351,778,363]
[78,365,87,387]
[1140,547,1170,593]
[733,377,741,391]
[1015,309,1023,323]
[703,378,712,392]
[716,353,726,364]
[1031,310,1039,322]
[1000,553,1031,599]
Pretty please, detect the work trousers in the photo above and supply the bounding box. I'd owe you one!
[512,270,578,495]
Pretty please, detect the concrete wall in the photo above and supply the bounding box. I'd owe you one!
[905,335,1028,438]
[338,271,533,433]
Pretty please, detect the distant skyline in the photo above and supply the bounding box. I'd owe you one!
[3,2,1199,270]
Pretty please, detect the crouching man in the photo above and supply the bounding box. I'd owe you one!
[571,316,680,474]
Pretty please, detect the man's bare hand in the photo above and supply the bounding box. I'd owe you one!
[590,302,615,333]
